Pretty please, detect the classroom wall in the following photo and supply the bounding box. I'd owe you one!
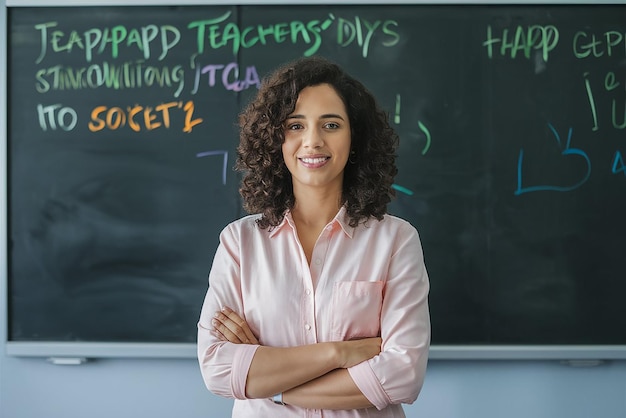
[2,1,626,418]
[1,350,626,417]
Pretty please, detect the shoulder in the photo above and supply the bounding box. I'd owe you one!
[359,214,423,246]
[216,214,270,252]
[226,213,263,229]
[377,215,426,259]
[351,213,420,236]
[381,213,416,228]
[219,214,264,240]
[374,214,419,235]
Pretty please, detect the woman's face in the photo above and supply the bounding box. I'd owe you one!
[282,83,351,195]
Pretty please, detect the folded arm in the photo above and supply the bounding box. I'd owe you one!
[198,220,430,411]
[212,307,379,406]
[197,229,379,406]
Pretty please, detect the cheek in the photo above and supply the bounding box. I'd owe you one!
[282,138,299,158]
[339,139,352,162]
[281,142,297,171]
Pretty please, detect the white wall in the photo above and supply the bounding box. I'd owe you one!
[1,353,626,417]
[2,2,625,418]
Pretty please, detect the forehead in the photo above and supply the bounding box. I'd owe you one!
[293,83,347,113]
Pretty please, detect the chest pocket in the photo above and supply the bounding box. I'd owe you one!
[330,281,384,340]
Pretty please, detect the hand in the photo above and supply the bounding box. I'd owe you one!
[211,307,259,345]
[336,337,382,368]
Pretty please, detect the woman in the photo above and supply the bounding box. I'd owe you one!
[197,56,430,417]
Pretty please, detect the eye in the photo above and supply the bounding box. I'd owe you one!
[324,122,340,129]
[286,122,303,130]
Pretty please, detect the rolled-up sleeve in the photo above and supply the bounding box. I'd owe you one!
[347,223,430,410]
[197,225,260,400]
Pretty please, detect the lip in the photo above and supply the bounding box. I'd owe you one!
[298,155,330,169]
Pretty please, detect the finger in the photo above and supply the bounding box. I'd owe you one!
[220,308,259,344]
[214,311,257,344]
[210,328,227,342]
[221,307,259,344]
[214,311,245,338]
[212,316,246,344]
[241,328,259,345]
[246,332,259,345]
[212,318,245,343]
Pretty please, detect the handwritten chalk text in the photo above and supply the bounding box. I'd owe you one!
[483,24,559,62]
[88,101,202,133]
[35,61,185,97]
[34,21,181,64]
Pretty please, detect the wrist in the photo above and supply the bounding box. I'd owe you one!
[331,341,349,368]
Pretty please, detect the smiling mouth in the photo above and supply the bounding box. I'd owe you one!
[299,157,330,164]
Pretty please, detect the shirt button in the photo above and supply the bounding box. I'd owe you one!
[314,259,322,265]
[305,289,311,295]
[305,324,311,331]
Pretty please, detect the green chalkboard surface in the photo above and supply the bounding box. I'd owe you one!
[7,5,626,351]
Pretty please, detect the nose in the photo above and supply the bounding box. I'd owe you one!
[302,126,324,149]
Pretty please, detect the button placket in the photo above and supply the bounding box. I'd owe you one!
[301,222,334,344]
[301,256,316,343]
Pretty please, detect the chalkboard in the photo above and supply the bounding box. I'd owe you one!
[6,5,626,357]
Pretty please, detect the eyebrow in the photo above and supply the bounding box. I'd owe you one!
[286,113,345,121]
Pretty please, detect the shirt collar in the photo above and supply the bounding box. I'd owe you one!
[268,206,355,238]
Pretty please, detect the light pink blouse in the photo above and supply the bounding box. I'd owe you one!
[198,207,430,417]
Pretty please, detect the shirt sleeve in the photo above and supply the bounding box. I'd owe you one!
[197,223,260,400]
[347,222,431,410]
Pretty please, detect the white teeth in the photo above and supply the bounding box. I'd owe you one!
[301,157,328,164]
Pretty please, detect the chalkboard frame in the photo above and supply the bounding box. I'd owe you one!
[6,341,626,361]
[2,0,626,361]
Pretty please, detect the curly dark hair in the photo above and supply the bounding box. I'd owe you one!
[236,56,398,229]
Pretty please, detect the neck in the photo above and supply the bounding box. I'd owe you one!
[291,186,343,227]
